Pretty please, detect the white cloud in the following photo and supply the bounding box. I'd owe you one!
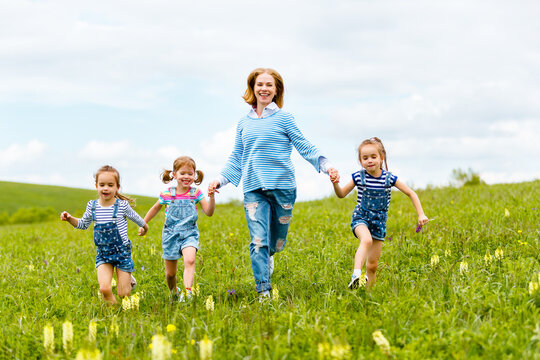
[0,140,47,166]
[78,140,132,159]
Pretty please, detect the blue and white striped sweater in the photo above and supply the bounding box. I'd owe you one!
[221,108,322,193]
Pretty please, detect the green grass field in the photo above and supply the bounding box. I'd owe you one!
[0,180,538,359]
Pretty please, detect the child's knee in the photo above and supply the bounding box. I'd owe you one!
[366,260,378,273]
[166,272,176,281]
[184,257,195,268]
[99,284,113,294]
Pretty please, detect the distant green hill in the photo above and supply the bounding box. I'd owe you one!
[0,181,156,220]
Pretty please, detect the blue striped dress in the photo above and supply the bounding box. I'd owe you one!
[221,104,323,193]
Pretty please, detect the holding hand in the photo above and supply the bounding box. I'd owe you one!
[138,225,148,236]
[207,180,220,197]
[328,167,340,183]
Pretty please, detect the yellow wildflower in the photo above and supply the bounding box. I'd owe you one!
[430,254,440,267]
[330,343,351,359]
[111,278,117,287]
[122,296,132,311]
[445,249,451,257]
[484,250,493,266]
[495,247,504,261]
[27,264,35,271]
[97,289,103,300]
[151,334,172,360]
[131,294,140,310]
[272,288,279,301]
[517,229,522,234]
[318,342,331,359]
[200,335,213,360]
[88,320,97,342]
[192,284,200,296]
[229,232,234,237]
[166,324,176,333]
[205,295,214,312]
[459,261,469,275]
[150,245,156,256]
[110,316,119,337]
[75,348,102,360]
[62,321,73,353]
[372,330,391,355]
[504,208,510,217]
[43,324,54,353]
[529,281,539,296]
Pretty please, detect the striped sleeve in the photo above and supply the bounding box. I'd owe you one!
[121,201,146,227]
[283,114,322,172]
[221,119,244,187]
[76,201,94,230]
[193,188,204,204]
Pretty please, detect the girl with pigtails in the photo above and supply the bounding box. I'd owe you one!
[141,156,215,302]
[331,137,429,291]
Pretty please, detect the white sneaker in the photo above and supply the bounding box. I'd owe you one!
[130,275,137,291]
[348,274,367,290]
[259,290,271,303]
[269,256,274,275]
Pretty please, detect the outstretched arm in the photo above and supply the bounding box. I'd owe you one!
[138,200,162,235]
[60,211,79,227]
[394,179,429,225]
[332,179,355,198]
[199,195,215,217]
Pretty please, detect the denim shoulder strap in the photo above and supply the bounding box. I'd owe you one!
[359,169,366,187]
[112,199,119,219]
[91,200,97,222]
[189,187,196,197]
[170,187,176,203]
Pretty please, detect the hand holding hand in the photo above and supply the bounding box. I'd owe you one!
[208,180,220,197]
[138,227,147,236]
[328,168,340,183]
[60,211,71,221]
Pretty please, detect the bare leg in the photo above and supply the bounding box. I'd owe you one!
[116,269,132,298]
[97,264,116,304]
[353,225,373,270]
[164,260,178,292]
[181,247,196,289]
[365,239,383,291]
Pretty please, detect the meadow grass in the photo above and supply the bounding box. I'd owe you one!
[0,181,538,359]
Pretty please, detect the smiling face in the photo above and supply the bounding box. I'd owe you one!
[359,144,384,176]
[253,72,277,107]
[173,164,196,190]
[95,171,119,204]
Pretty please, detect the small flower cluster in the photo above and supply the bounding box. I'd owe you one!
[122,294,141,311]
[206,295,214,312]
[200,335,213,360]
[75,348,102,360]
[494,247,504,261]
[459,261,469,275]
[484,250,493,266]
[430,254,440,267]
[317,342,351,359]
[372,330,391,356]
[151,334,172,360]
[43,324,55,353]
[529,273,540,296]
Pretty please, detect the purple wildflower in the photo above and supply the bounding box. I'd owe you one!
[415,223,423,233]
[227,289,236,296]
[141,266,145,271]
[44,260,48,266]
[76,267,80,273]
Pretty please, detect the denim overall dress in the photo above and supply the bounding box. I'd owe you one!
[162,187,200,260]
[93,199,134,272]
[350,169,393,241]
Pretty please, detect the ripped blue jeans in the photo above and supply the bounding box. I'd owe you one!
[244,188,296,293]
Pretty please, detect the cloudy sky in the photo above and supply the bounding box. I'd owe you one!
[1,0,539,202]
